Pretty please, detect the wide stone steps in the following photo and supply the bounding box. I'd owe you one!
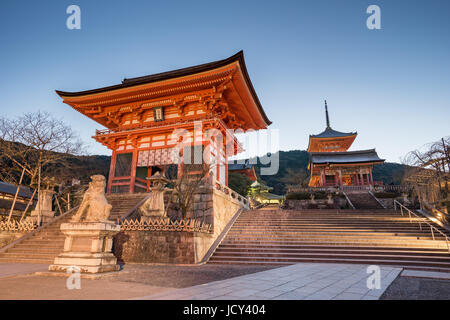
[230,226,440,233]
[346,192,383,209]
[0,257,54,264]
[219,239,448,249]
[209,208,450,271]
[226,230,447,239]
[211,251,450,263]
[0,252,60,260]
[209,256,450,269]
[217,244,450,255]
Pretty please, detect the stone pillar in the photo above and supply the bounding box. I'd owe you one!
[29,189,55,224]
[49,221,121,274]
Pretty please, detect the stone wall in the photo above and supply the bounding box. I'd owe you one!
[377,197,413,209]
[113,230,214,264]
[114,181,247,264]
[0,231,25,249]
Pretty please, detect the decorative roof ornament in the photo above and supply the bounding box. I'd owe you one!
[325,100,331,129]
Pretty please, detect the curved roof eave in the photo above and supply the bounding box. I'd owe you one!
[55,51,271,127]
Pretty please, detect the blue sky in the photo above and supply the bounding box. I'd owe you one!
[0,0,449,162]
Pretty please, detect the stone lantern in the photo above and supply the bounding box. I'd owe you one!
[29,189,55,224]
[140,172,170,221]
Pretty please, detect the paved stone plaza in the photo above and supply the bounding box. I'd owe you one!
[3,262,450,300]
[135,263,402,300]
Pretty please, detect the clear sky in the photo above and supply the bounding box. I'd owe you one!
[1,0,449,163]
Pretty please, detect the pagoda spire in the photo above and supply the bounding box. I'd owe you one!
[325,100,331,129]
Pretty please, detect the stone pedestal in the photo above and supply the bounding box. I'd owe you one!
[29,189,55,224]
[49,221,121,274]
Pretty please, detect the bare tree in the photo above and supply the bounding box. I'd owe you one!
[167,163,212,220]
[402,136,449,211]
[0,111,85,223]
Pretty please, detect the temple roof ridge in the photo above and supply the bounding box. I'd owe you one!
[309,101,357,139]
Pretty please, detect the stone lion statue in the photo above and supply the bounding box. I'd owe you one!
[71,175,112,223]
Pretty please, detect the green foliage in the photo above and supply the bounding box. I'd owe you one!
[372,162,405,185]
[285,192,310,200]
[228,172,252,197]
[285,191,328,200]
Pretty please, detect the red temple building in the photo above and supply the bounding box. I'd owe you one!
[228,159,258,181]
[307,101,384,187]
[56,51,271,194]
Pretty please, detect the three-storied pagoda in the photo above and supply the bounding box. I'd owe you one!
[307,101,384,187]
[56,51,271,194]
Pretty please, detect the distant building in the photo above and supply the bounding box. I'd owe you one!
[307,101,385,187]
[228,159,258,181]
[249,181,284,204]
[0,181,35,215]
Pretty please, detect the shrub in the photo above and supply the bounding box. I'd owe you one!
[286,192,310,200]
[286,191,329,200]
[374,192,399,199]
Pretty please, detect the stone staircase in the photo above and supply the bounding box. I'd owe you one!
[106,193,149,222]
[346,191,383,209]
[209,208,450,272]
[0,193,150,264]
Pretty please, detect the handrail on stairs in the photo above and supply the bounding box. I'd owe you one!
[342,191,355,210]
[368,190,387,209]
[394,200,450,254]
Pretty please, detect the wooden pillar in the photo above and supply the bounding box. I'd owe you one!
[339,169,343,186]
[369,169,374,185]
[355,173,360,186]
[107,150,117,194]
[225,158,229,186]
[130,149,138,194]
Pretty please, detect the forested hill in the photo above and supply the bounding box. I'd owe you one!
[247,150,406,195]
[1,142,405,195]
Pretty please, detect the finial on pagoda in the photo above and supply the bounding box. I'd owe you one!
[325,100,331,129]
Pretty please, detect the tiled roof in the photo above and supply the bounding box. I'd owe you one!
[0,181,33,198]
[309,149,385,164]
[310,127,357,139]
[228,159,253,171]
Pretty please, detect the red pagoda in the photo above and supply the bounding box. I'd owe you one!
[307,101,384,187]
